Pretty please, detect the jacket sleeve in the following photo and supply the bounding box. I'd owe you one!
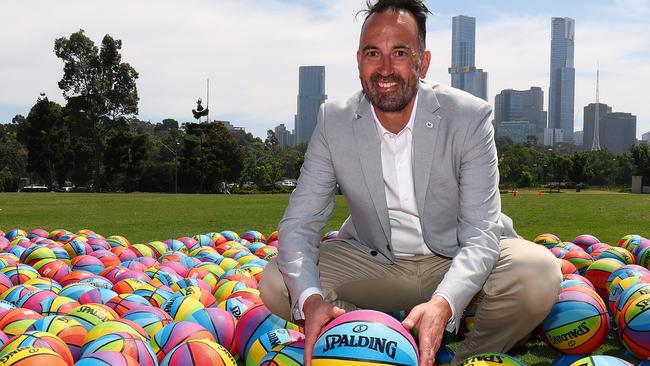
[277,104,337,318]
[433,103,503,331]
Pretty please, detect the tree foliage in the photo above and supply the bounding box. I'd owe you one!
[54,30,139,192]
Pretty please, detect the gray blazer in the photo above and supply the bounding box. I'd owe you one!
[277,80,517,326]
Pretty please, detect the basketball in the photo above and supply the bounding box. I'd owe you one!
[234,304,301,361]
[459,353,525,365]
[160,339,237,366]
[618,293,650,358]
[259,340,305,366]
[312,309,418,366]
[569,355,634,365]
[246,328,305,366]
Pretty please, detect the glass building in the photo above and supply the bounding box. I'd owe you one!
[548,17,575,144]
[295,66,327,144]
[449,15,488,101]
[494,87,547,143]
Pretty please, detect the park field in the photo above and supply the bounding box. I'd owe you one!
[0,190,648,364]
[1,190,648,245]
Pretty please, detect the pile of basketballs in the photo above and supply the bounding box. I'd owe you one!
[0,228,646,366]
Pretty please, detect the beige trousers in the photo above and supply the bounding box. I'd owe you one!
[259,238,561,365]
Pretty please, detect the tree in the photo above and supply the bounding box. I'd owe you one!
[632,144,650,183]
[265,129,278,148]
[17,95,70,188]
[55,30,139,192]
[548,154,573,192]
[0,118,27,190]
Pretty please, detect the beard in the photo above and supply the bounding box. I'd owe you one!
[361,72,418,113]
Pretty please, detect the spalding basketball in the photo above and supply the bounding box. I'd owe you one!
[312,309,418,366]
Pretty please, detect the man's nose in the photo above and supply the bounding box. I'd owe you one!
[377,55,393,76]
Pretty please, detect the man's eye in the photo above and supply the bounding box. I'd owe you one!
[366,51,378,57]
[395,50,408,57]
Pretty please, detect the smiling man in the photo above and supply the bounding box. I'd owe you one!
[259,1,561,365]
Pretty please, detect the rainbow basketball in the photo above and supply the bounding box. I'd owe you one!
[160,295,205,321]
[0,331,74,366]
[0,308,43,337]
[67,304,119,331]
[312,309,418,366]
[150,321,216,362]
[618,293,650,358]
[584,259,623,300]
[26,315,87,360]
[185,308,237,356]
[160,339,237,366]
[122,307,173,338]
[0,346,68,365]
[246,328,305,366]
[259,340,305,366]
[234,304,302,361]
[459,353,525,365]
[569,355,634,365]
[80,332,157,366]
[541,287,609,354]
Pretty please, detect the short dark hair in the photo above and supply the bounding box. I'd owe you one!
[358,0,432,52]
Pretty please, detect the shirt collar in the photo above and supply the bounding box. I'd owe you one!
[371,91,419,137]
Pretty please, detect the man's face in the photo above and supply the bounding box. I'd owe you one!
[357,10,430,113]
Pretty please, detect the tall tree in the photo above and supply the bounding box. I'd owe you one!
[54,30,139,192]
[265,129,278,147]
[17,95,70,188]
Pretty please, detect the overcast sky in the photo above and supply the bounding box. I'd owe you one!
[1,0,649,139]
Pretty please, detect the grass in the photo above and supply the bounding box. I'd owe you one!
[1,190,649,364]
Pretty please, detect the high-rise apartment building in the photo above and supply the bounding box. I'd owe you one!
[494,87,547,143]
[642,131,650,143]
[449,15,488,101]
[583,103,636,153]
[274,123,295,147]
[548,17,576,144]
[295,66,327,144]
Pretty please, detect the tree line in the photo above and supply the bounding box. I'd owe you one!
[0,30,305,193]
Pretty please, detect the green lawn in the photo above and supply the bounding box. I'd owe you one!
[1,190,649,364]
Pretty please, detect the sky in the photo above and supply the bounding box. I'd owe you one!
[1,0,649,139]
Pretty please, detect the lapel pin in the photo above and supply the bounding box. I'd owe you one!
[425,121,433,128]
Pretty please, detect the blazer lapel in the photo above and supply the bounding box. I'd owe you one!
[352,95,391,245]
[413,82,442,213]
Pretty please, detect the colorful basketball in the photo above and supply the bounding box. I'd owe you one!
[234,304,302,360]
[160,339,237,366]
[615,283,650,321]
[572,235,600,251]
[561,250,594,275]
[74,351,140,366]
[175,286,218,307]
[67,304,119,331]
[534,233,562,248]
[0,308,43,337]
[105,293,151,316]
[37,295,79,316]
[584,259,623,300]
[0,264,40,285]
[0,346,68,365]
[259,340,305,366]
[80,332,157,366]
[78,288,119,305]
[71,255,105,275]
[160,295,205,321]
[558,259,578,275]
[618,235,643,254]
[541,287,609,354]
[185,308,237,356]
[596,247,635,265]
[150,321,216,362]
[59,283,97,301]
[83,319,149,346]
[122,307,173,338]
[218,297,255,320]
[26,315,87,361]
[247,328,305,366]
[618,293,650,358]
[569,355,634,365]
[311,309,418,365]
[0,331,74,366]
[33,259,71,282]
[458,353,525,365]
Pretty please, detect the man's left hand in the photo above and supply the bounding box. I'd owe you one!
[402,296,452,366]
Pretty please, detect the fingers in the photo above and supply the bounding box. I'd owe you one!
[330,306,346,317]
[402,304,423,330]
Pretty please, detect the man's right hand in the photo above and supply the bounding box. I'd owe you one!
[302,294,345,366]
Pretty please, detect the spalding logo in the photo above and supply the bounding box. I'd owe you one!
[353,324,368,333]
[461,354,505,364]
[322,334,398,359]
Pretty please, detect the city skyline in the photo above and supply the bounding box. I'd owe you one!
[1,0,649,139]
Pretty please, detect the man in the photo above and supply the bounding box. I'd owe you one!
[260,1,561,365]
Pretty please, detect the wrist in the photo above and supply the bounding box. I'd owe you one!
[303,294,324,313]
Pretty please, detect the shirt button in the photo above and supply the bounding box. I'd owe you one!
[370,250,378,256]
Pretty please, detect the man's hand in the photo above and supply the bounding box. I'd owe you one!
[402,296,452,366]
[303,294,345,366]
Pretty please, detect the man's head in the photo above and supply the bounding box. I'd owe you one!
[357,0,432,113]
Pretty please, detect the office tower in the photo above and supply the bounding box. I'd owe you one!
[548,17,575,144]
[494,87,547,143]
[601,112,636,153]
[274,123,295,147]
[449,15,488,100]
[583,103,612,151]
[573,131,583,147]
[584,103,636,153]
[295,66,327,144]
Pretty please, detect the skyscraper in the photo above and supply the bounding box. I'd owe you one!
[494,87,547,143]
[449,15,488,100]
[295,66,327,144]
[548,17,575,144]
[583,103,636,153]
[274,123,295,147]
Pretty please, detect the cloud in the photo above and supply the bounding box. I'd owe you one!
[1,0,649,138]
